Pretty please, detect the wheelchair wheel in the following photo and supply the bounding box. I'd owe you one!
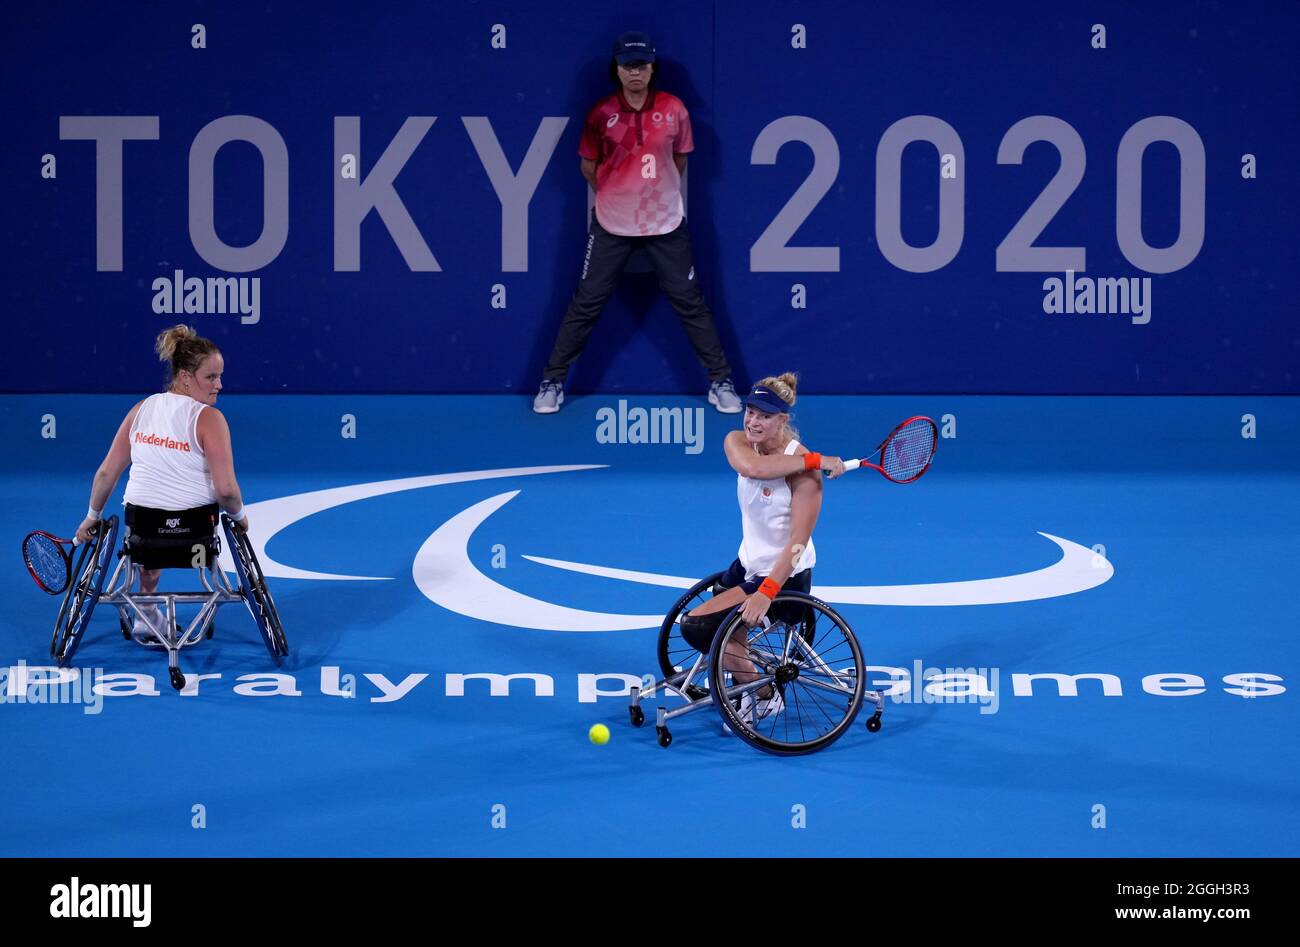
[656,571,724,688]
[223,515,289,662]
[708,591,864,756]
[51,516,119,666]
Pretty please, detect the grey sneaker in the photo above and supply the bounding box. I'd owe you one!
[532,379,564,414]
[708,377,742,414]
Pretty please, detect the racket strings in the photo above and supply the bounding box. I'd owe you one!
[882,418,937,482]
[25,535,68,591]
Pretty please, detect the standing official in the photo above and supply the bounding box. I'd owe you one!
[533,31,741,415]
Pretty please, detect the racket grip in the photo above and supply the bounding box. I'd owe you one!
[843,459,861,472]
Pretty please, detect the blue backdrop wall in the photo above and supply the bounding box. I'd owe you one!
[4,0,1297,394]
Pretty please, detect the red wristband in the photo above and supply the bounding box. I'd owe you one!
[758,577,781,599]
[803,452,822,471]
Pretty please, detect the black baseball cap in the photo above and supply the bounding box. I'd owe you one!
[613,31,656,64]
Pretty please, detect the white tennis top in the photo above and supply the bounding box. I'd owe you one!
[123,392,217,510]
[736,438,816,581]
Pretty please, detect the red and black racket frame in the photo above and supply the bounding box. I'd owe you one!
[856,415,938,484]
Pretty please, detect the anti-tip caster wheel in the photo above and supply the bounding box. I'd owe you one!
[866,713,882,733]
[656,727,673,748]
[629,706,645,728]
[168,668,186,691]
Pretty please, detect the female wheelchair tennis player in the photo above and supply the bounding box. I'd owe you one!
[49,325,287,690]
[628,373,885,754]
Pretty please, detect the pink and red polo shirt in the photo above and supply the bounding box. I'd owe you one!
[579,89,694,237]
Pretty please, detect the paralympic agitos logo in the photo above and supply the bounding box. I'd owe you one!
[225,464,1114,631]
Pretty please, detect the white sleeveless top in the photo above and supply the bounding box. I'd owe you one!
[123,392,217,510]
[737,438,817,581]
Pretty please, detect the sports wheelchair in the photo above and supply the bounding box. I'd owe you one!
[629,572,884,755]
[49,512,288,691]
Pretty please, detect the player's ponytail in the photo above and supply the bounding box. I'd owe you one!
[155,324,220,386]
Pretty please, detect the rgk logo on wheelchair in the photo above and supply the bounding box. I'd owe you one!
[630,572,883,755]
[47,512,288,692]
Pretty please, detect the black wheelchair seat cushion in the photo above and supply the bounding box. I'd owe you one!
[124,503,220,569]
[680,609,727,653]
[682,567,815,652]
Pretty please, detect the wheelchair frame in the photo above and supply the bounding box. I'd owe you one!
[629,573,885,755]
[50,513,289,691]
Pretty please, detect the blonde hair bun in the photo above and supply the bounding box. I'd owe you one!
[155,324,199,364]
[756,372,799,407]
[153,324,220,386]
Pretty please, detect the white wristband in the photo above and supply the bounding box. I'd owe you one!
[227,506,247,523]
[87,506,102,520]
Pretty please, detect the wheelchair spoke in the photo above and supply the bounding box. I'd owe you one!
[707,593,865,753]
[803,609,849,659]
[759,681,836,746]
[795,677,851,724]
[719,674,774,703]
[794,671,859,697]
[760,683,818,746]
[791,636,855,679]
[744,644,783,666]
[785,687,814,745]
[675,579,867,754]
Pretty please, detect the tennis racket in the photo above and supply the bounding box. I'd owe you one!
[842,416,938,483]
[22,530,84,595]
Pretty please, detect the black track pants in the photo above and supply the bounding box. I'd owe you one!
[542,213,732,382]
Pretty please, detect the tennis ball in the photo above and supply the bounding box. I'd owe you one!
[588,723,611,745]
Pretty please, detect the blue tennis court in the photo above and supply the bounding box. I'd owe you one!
[3,393,1296,856]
